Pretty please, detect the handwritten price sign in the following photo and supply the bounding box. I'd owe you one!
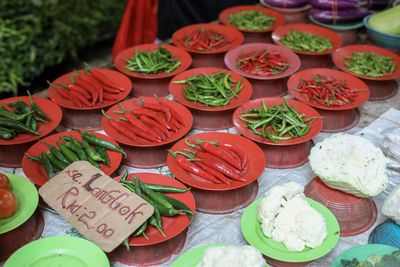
[39,161,154,252]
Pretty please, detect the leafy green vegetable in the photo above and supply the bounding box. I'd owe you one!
[0,0,126,95]
[340,250,400,267]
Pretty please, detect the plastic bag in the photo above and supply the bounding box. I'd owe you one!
[382,185,400,225]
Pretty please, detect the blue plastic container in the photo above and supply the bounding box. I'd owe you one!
[369,219,400,248]
[364,15,400,51]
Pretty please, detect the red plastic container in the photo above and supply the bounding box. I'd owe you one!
[260,1,311,24]
[48,69,132,130]
[102,97,193,168]
[0,210,44,261]
[110,173,195,266]
[287,68,369,132]
[272,24,343,70]
[0,96,62,167]
[114,44,191,97]
[305,177,377,237]
[264,257,311,267]
[332,45,400,101]
[169,67,253,130]
[225,43,301,99]
[110,230,187,266]
[168,132,265,214]
[219,5,285,43]
[172,23,244,68]
[233,98,322,168]
[22,131,123,186]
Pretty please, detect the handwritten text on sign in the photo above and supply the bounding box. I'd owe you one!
[39,161,154,252]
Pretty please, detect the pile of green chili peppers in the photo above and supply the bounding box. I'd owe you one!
[125,46,181,74]
[0,91,49,140]
[26,131,126,178]
[228,10,276,31]
[280,30,332,53]
[174,72,244,107]
[120,174,192,241]
[239,100,316,143]
[345,52,396,77]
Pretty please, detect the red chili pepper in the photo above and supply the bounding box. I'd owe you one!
[193,161,231,185]
[117,119,158,143]
[88,69,125,92]
[154,96,185,127]
[122,114,161,142]
[103,93,120,101]
[78,74,105,103]
[131,106,171,129]
[69,90,93,107]
[59,82,91,99]
[236,49,288,77]
[195,139,242,170]
[218,142,248,169]
[189,150,245,181]
[70,76,98,105]
[183,28,229,52]
[141,102,171,122]
[169,151,221,184]
[140,115,171,138]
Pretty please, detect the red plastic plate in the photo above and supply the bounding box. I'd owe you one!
[287,68,369,111]
[113,173,195,247]
[219,5,285,33]
[169,67,253,112]
[167,132,266,191]
[272,23,343,55]
[0,96,62,146]
[114,44,192,79]
[224,43,301,80]
[332,45,400,81]
[22,131,123,186]
[48,69,132,110]
[172,23,244,55]
[233,97,322,146]
[102,97,193,147]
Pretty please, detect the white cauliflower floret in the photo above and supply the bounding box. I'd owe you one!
[196,245,265,267]
[258,182,328,252]
[257,182,304,237]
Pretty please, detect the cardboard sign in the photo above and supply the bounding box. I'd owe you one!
[39,161,154,252]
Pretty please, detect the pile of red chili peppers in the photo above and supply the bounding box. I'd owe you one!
[296,74,360,107]
[49,65,125,108]
[183,27,230,52]
[169,138,248,185]
[236,49,289,76]
[103,97,184,144]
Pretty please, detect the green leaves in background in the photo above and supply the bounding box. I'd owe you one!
[0,0,126,95]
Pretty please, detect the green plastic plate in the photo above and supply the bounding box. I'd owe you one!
[309,15,364,31]
[241,198,340,263]
[332,244,399,267]
[172,243,269,267]
[0,173,38,234]
[4,236,110,267]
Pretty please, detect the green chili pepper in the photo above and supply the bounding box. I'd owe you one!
[133,220,148,237]
[47,152,68,171]
[280,30,332,53]
[45,142,71,165]
[81,132,126,157]
[0,106,32,121]
[228,10,276,31]
[95,145,110,167]
[125,46,180,74]
[41,152,55,178]
[56,141,79,162]
[81,140,104,162]
[25,153,43,164]
[344,52,396,77]
[161,195,193,220]
[0,129,14,140]
[141,183,191,194]
[0,118,40,135]
[27,91,49,121]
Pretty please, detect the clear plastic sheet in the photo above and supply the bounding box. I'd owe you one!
[1,108,400,267]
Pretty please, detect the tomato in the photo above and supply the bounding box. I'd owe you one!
[0,189,17,219]
[0,173,11,190]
